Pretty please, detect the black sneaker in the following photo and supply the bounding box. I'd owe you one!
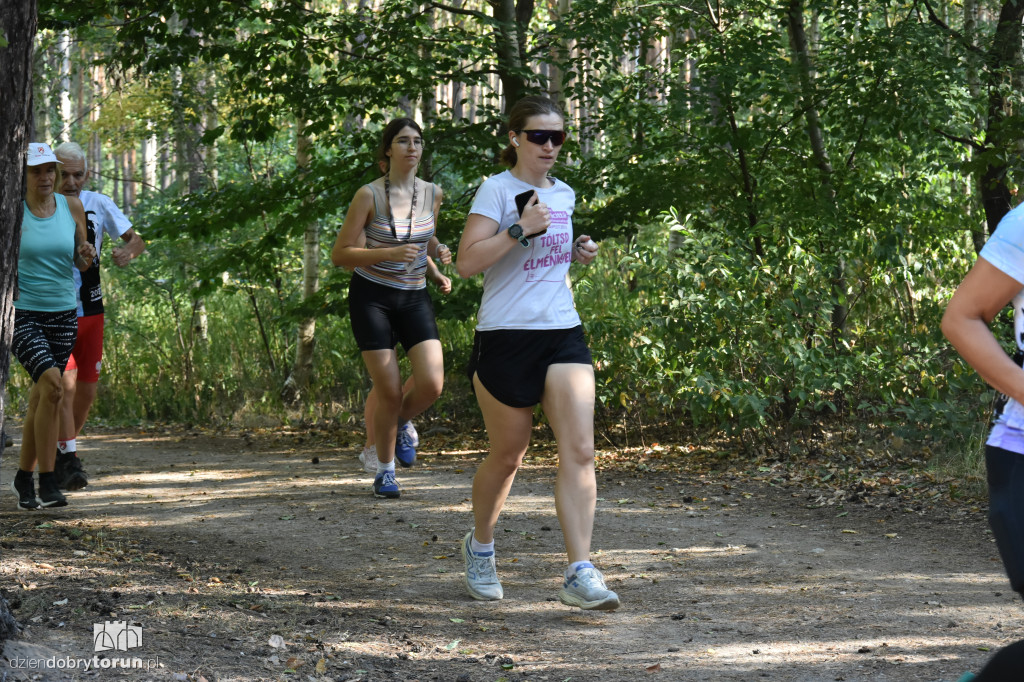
[37,473,68,508]
[58,451,88,491]
[11,474,39,510]
[53,449,67,486]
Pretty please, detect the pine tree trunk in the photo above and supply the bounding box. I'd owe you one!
[0,0,39,646]
[489,0,529,109]
[978,0,1024,234]
[964,0,986,253]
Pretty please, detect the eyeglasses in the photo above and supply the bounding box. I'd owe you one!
[395,137,424,149]
[517,129,567,146]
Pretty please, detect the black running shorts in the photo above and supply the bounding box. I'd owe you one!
[466,325,592,408]
[348,273,440,352]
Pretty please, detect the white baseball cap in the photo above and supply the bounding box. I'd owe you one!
[26,142,62,166]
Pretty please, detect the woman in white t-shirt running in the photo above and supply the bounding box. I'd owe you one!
[455,96,619,611]
[943,203,1024,680]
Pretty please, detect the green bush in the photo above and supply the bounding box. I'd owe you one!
[578,208,989,449]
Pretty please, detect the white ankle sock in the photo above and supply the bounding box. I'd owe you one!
[470,536,494,555]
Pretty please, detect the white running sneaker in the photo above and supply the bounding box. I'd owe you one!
[462,530,503,601]
[358,445,378,475]
[558,564,620,611]
[405,421,419,447]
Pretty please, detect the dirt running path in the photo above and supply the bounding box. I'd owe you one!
[0,427,1018,681]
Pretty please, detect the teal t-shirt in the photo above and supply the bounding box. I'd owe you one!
[16,193,77,312]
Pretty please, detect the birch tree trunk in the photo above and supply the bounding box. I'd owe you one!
[0,0,39,646]
[58,29,72,141]
[547,0,572,106]
[127,148,137,209]
[449,0,466,120]
[32,44,47,140]
[420,5,438,180]
[114,151,123,209]
[142,133,157,194]
[171,38,211,345]
[159,135,171,190]
[205,78,219,190]
[281,116,319,405]
[92,64,105,186]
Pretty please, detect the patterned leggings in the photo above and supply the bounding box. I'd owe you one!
[11,309,77,382]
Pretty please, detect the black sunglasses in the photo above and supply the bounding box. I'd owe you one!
[517,129,567,146]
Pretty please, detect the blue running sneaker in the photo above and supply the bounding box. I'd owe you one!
[395,422,417,467]
[372,470,400,499]
[558,563,620,611]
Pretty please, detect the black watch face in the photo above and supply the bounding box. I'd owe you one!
[509,224,523,239]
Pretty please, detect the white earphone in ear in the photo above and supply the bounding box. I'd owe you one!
[512,138,520,147]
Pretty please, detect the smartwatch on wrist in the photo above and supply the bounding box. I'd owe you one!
[507,223,530,248]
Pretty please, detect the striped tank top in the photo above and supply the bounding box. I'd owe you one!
[354,181,437,291]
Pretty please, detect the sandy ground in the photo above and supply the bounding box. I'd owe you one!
[0,425,1018,681]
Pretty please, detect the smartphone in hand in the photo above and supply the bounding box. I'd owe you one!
[515,190,546,237]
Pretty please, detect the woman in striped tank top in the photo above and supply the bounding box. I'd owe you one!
[331,119,452,499]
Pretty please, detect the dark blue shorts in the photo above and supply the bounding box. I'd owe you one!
[348,273,439,352]
[11,308,78,382]
[466,326,592,408]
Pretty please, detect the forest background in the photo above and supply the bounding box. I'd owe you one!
[4,0,1023,469]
